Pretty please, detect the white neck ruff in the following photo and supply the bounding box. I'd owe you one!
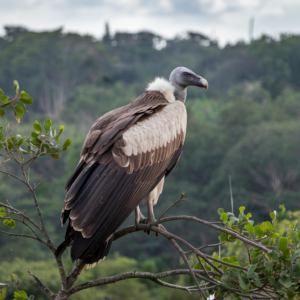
[146,77,175,103]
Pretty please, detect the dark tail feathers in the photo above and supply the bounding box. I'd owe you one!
[55,229,115,269]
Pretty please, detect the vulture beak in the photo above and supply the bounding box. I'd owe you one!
[198,77,208,90]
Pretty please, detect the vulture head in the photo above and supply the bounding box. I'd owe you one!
[169,66,208,102]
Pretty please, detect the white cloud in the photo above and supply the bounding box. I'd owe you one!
[0,0,299,46]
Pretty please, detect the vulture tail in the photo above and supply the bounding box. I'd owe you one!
[55,225,115,269]
[84,233,115,269]
[55,222,75,257]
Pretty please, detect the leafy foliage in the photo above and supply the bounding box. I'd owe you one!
[199,205,300,299]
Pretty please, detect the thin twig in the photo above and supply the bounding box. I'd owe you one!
[185,242,225,254]
[244,242,252,264]
[0,202,41,232]
[0,230,45,244]
[0,170,26,184]
[168,238,206,299]
[33,178,47,190]
[158,197,187,220]
[28,271,56,299]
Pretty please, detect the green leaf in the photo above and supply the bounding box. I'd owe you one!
[271,232,280,238]
[254,225,264,238]
[31,138,42,147]
[217,208,224,215]
[50,153,60,159]
[238,273,250,293]
[62,138,72,150]
[56,125,64,138]
[18,137,26,146]
[244,223,254,236]
[219,232,230,242]
[287,290,295,300]
[247,265,256,277]
[267,275,275,284]
[268,250,279,261]
[220,213,228,224]
[261,222,267,232]
[14,290,27,300]
[0,96,9,104]
[266,221,273,231]
[293,231,300,243]
[13,80,19,95]
[252,273,262,287]
[0,207,6,217]
[291,249,300,261]
[278,237,288,252]
[50,128,56,137]
[31,132,39,138]
[43,119,52,133]
[0,287,7,299]
[0,109,5,117]
[0,89,3,97]
[279,274,291,288]
[33,123,43,133]
[55,137,59,142]
[19,91,33,105]
[14,105,24,118]
[3,219,15,228]
[264,262,273,275]
[270,212,276,220]
[239,206,245,213]
[290,264,300,278]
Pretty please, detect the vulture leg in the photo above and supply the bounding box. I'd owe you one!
[144,177,166,235]
[135,205,147,230]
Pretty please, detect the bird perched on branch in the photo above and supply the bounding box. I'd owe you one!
[56,67,208,268]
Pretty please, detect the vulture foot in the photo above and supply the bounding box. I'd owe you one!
[144,217,166,236]
[135,206,147,230]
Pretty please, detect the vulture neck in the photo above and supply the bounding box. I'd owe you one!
[169,74,186,103]
[170,81,187,103]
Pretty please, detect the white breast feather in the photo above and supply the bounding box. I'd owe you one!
[146,77,175,103]
[120,101,187,159]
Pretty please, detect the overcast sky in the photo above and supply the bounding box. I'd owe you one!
[1,0,299,46]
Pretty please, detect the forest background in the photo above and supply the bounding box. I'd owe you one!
[1,25,300,299]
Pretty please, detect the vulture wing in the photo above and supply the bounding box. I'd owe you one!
[58,91,187,263]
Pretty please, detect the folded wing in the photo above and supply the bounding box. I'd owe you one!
[60,92,187,261]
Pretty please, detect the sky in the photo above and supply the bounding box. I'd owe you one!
[0,0,300,46]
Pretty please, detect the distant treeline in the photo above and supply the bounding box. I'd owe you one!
[1,25,300,275]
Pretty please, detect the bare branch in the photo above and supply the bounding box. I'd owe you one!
[0,202,41,232]
[158,197,187,220]
[0,170,26,184]
[70,269,218,295]
[67,260,86,288]
[28,271,56,299]
[169,238,206,299]
[33,178,47,191]
[0,216,46,245]
[159,216,270,253]
[244,242,252,264]
[185,242,225,254]
[0,230,44,243]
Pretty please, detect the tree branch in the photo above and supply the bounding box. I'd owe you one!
[70,269,219,295]
[28,271,56,299]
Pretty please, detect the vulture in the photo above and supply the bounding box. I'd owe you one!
[56,67,208,268]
